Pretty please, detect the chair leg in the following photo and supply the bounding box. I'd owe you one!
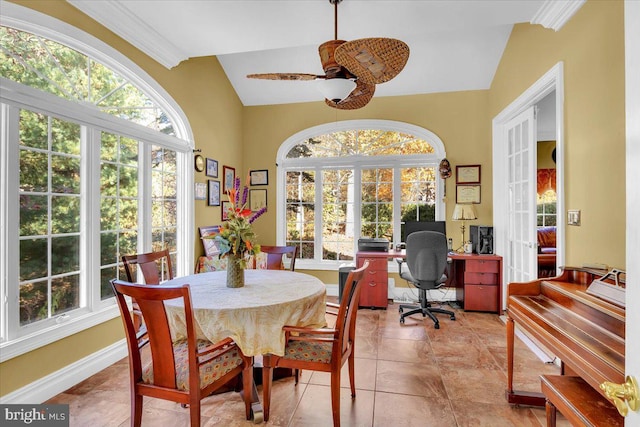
[132,394,143,427]
[330,369,341,427]
[189,399,200,427]
[262,358,273,422]
[348,353,356,398]
[242,363,254,420]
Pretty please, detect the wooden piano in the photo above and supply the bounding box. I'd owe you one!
[505,267,625,419]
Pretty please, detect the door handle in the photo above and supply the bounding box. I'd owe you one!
[600,375,639,416]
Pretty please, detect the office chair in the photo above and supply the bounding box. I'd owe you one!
[397,231,455,329]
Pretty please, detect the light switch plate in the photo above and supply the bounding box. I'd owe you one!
[568,209,581,226]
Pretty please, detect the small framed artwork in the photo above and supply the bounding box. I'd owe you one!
[456,185,481,204]
[194,182,207,200]
[207,180,220,206]
[223,165,236,194]
[206,158,218,178]
[249,189,267,211]
[250,169,268,186]
[456,164,481,184]
[221,200,233,221]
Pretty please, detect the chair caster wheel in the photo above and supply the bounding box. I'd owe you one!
[400,317,405,324]
[450,315,456,320]
[398,307,403,313]
[434,323,440,329]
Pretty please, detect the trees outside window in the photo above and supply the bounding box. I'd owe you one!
[279,122,446,268]
[0,18,190,356]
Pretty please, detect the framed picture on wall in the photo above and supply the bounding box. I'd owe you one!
[249,189,267,211]
[207,180,220,206]
[456,165,481,184]
[206,158,218,178]
[456,185,481,204]
[194,182,206,200]
[223,165,235,194]
[221,200,232,221]
[250,169,268,186]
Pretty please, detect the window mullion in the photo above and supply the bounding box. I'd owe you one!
[83,127,100,309]
[353,166,362,257]
[139,142,152,254]
[314,166,323,262]
[393,167,401,246]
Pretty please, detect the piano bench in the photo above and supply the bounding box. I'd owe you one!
[540,375,623,427]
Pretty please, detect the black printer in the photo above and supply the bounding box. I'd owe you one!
[357,238,389,252]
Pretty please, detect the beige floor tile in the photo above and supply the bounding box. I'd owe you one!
[289,384,374,427]
[373,392,457,427]
[376,359,448,399]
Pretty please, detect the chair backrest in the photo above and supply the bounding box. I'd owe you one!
[122,249,174,284]
[259,245,298,271]
[333,261,368,356]
[405,231,448,288]
[199,225,221,256]
[111,279,195,390]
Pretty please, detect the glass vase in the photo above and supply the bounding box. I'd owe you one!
[226,255,245,288]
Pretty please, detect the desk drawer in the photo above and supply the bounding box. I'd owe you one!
[466,259,499,273]
[464,284,499,312]
[464,272,498,285]
[358,258,388,271]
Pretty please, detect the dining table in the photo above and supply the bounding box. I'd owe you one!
[161,269,328,422]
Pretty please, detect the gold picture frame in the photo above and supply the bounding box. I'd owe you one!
[456,185,481,204]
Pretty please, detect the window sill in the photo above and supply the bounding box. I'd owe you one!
[0,305,121,363]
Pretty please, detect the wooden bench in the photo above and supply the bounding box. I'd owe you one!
[540,375,623,427]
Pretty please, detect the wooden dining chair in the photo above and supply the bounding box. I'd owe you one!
[259,245,298,271]
[122,249,174,284]
[110,279,254,427]
[261,261,369,427]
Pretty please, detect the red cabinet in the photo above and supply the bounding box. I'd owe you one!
[450,254,503,314]
[355,250,404,309]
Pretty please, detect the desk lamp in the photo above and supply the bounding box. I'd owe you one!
[452,204,477,253]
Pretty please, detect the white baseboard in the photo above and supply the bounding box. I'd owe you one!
[0,339,127,404]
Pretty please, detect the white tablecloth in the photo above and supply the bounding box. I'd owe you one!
[163,270,327,356]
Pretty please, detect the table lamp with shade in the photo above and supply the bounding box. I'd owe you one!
[452,203,477,253]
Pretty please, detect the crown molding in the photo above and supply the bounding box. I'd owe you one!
[66,0,187,68]
[530,0,586,31]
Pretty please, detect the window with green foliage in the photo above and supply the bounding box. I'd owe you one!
[1,18,189,352]
[280,124,445,266]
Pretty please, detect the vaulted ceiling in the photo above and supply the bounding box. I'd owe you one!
[67,0,584,107]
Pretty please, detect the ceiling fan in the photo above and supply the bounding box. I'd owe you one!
[246,0,410,110]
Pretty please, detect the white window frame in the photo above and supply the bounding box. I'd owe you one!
[277,120,446,271]
[0,3,194,362]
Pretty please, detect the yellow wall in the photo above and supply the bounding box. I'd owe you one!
[489,0,625,268]
[2,0,244,397]
[244,90,493,249]
[1,0,627,398]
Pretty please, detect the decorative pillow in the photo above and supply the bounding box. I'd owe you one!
[142,338,243,391]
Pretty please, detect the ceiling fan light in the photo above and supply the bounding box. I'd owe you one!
[317,78,356,103]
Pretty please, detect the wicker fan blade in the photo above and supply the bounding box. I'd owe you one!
[334,38,409,85]
[325,80,375,110]
[247,73,322,81]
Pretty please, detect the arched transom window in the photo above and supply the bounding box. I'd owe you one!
[277,120,446,269]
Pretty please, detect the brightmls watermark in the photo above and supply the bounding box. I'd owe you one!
[1,404,69,426]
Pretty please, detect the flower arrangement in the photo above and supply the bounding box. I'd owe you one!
[212,176,267,269]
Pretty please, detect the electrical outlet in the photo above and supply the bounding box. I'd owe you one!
[567,209,581,226]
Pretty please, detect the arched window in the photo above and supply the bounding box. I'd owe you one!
[0,4,193,358]
[277,120,446,269]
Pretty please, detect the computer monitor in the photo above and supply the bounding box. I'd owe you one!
[402,221,447,243]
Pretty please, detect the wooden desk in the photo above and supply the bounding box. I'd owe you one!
[355,250,405,309]
[448,253,503,314]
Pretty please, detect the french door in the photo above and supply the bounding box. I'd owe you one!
[506,106,537,284]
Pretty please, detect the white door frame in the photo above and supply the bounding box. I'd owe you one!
[492,62,565,310]
[624,1,639,425]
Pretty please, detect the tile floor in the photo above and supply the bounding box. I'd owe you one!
[47,299,570,426]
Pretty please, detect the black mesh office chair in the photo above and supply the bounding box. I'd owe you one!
[397,231,456,329]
